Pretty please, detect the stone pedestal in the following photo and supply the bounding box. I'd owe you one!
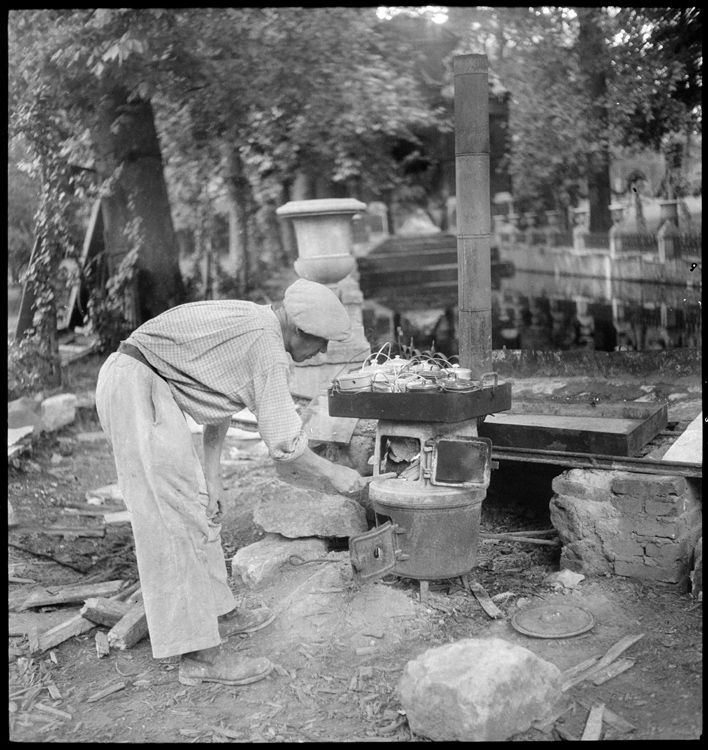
[276,198,371,398]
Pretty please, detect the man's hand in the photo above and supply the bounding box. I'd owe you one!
[205,482,223,525]
[327,464,367,496]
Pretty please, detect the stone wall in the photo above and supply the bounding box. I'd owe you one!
[550,468,701,590]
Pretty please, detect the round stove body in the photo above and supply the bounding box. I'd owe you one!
[369,478,485,580]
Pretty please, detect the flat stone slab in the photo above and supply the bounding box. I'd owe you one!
[231,534,328,587]
[662,412,702,464]
[253,480,367,538]
[266,554,417,649]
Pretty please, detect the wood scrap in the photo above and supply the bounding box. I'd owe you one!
[46,682,62,701]
[562,634,644,691]
[8,541,89,573]
[591,658,635,686]
[35,614,96,654]
[86,681,126,703]
[21,580,125,609]
[466,580,504,619]
[95,631,111,658]
[107,604,148,650]
[479,532,560,546]
[575,697,635,735]
[13,524,106,538]
[554,725,580,741]
[80,597,133,627]
[35,703,73,721]
[561,655,601,682]
[580,702,604,740]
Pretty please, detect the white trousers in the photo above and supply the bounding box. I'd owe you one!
[96,352,236,658]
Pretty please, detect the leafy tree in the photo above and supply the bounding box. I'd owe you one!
[443,7,701,229]
[9,7,443,339]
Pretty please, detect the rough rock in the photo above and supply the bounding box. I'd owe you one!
[8,396,43,429]
[398,637,562,742]
[231,533,328,587]
[253,480,367,538]
[690,536,702,600]
[40,393,77,432]
[270,555,417,648]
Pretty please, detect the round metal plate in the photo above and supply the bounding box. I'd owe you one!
[511,603,595,639]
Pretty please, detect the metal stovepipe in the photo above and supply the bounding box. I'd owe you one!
[453,54,492,378]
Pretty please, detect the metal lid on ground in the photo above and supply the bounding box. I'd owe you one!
[511,603,595,639]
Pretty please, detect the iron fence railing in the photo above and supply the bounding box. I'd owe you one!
[675,233,702,259]
[585,232,610,250]
[616,233,659,254]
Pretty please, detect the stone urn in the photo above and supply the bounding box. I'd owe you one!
[658,199,679,225]
[544,210,561,228]
[276,198,367,284]
[572,207,589,227]
[609,203,625,225]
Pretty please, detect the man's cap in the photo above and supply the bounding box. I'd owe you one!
[283,278,352,342]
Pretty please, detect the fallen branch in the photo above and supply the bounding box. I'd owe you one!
[86,681,126,703]
[8,541,88,573]
[480,532,560,546]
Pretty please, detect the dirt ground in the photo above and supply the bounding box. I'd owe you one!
[8,353,703,742]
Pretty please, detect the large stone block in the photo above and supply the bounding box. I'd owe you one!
[231,534,328,587]
[612,473,687,502]
[253,480,367,538]
[40,394,77,432]
[398,637,562,742]
[551,469,613,502]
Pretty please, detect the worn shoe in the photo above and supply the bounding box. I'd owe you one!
[179,650,273,686]
[218,606,275,639]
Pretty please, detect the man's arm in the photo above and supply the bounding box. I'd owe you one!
[202,417,231,522]
[288,446,367,495]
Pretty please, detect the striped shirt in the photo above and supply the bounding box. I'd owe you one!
[124,300,307,462]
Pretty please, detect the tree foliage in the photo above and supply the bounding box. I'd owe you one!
[443,6,702,221]
[9,8,444,332]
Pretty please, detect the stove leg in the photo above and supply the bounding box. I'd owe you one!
[419,580,429,604]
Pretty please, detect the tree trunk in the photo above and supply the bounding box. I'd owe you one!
[222,146,250,296]
[90,85,185,325]
[577,8,612,234]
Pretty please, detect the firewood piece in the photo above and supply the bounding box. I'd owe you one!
[95,631,111,659]
[21,580,125,610]
[27,624,41,654]
[35,703,73,721]
[466,580,504,619]
[35,614,95,654]
[107,604,148,650]
[591,658,634,686]
[561,655,601,682]
[562,634,644,691]
[80,598,133,627]
[554,725,580,741]
[14,525,106,538]
[46,682,62,701]
[479,532,560,546]
[86,681,126,703]
[580,703,604,740]
[574,697,635,735]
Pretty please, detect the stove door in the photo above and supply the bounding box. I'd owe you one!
[430,436,492,488]
[349,521,401,586]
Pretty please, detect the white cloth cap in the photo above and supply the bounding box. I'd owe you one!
[282,279,352,342]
